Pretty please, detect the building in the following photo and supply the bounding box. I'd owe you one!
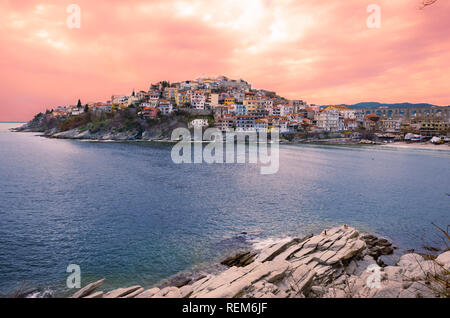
[235,115,256,132]
[270,107,281,117]
[158,100,174,115]
[176,90,191,106]
[127,95,140,107]
[380,119,401,133]
[344,118,358,131]
[213,106,231,120]
[189,118,210,128]
[141,107,159,119]
[315,105,356,132]
[316,109,339,131]
[222,97,234,106]
[191,91,206,110]
[364,114,380,131]
[148,93,160,107]
[206,93,219,108]
[279,104,294,117]
[163,87,177,101]
[94,103,113,113]
[53,109,68,117]
[235,104,247,115]
[261,99,273,112]
[137,90,149,101]
[255,118,268,133]
[279,118,293,134]
[216,118,235,132]
[70,106,84,116]
[111,95,128,104]
[413,121,450,136]
[290,100,307,112]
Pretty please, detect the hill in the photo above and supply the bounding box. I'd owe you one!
[344,102,445,109]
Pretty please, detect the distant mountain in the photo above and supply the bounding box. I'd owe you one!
[343,102,446,109]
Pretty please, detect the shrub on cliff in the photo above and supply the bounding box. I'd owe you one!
[88,120,111,134]
[59,113,91,132]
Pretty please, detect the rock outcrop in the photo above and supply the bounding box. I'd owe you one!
[50,128,142,141]
[71,278,105,298]
[71,226,450,298]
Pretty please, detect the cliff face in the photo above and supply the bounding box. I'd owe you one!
[71,225,450,299]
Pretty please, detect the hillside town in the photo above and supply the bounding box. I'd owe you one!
[42,76,450,143]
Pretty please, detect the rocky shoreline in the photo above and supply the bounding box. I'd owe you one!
[13,126,381,146]
[16,126,450,150]
[69,225,450,298]
[12,126,167,142]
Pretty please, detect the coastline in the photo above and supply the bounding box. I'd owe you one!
[11,127,450,151]
[381,141,450,151]
[4,125,449,298]
[64,225,449,299]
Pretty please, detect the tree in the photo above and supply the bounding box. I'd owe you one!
[84,104,89,113]
[77,99,82,108]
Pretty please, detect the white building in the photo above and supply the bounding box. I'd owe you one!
[158,101,174,115]
[70,107,84,116]
[206,93,219,108]
[279,104,294,117]
[380,119,401,132]
[191,91,206,110]
[111,95,129,105]
[189,118,209,128]
[93,103,113,113]
[290,100,307,112]
[316,106,357,131]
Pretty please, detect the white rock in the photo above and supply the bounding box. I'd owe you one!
[71,279,105,298]
[399,282,437,298]
[135,287,160,298]
[179,285,193,298]
[121,287,144,298]
[398,253,424,268]
[83,291,103,298]
[373,281,403,298]
[104,285,142,298]
[165,288,182,298]
[152,286,178,298]
[435,251,450,270]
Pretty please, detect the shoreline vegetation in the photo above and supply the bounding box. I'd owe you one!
[10,113,450,150]
[16,225,446,299]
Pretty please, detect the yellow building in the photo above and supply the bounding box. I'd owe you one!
[176,91,191,106]
[223,97,235,106]
[244,99,266,114]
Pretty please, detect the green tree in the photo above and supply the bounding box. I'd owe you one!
[84,104,89,113]
[77,99,82,108]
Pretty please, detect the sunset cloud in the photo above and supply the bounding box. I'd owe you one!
[1,0,449,121]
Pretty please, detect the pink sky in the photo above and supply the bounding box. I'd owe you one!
[1,0,449,121]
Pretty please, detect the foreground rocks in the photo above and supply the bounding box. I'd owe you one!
[72,225,450,298]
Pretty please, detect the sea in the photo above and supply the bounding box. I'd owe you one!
[0,122,448,297]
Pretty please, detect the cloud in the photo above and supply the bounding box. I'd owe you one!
[0,0,449,121]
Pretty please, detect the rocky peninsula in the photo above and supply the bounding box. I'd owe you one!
[12,108,198,142]
[70,225,450,298]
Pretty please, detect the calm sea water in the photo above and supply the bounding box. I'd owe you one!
[0,122,449,296]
